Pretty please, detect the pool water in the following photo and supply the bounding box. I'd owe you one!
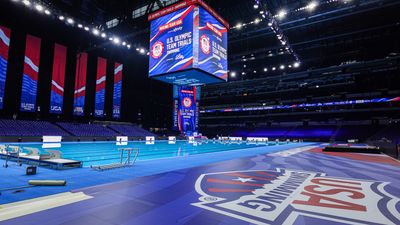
[8,141,285,167]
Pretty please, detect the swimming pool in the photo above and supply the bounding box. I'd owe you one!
[7,141,286,167]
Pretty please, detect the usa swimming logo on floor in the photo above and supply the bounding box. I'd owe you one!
[192,169,400,225]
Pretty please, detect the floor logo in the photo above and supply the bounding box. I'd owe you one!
[192,169,400,225]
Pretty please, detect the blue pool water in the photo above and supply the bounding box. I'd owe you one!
[8,140,287,167]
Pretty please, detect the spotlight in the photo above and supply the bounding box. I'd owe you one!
[84,26,90,31]
[236,23,243,29]
[22,0,31,6]
[122,42,126,46]
[113,37,120,44]
[35,4,43,12]
[101,33,106,38]
[67,18,74,24]
[253,4,259,9]
[280,65,285,70]
[268,21,273,27]
[293,62,300,68]
[263,68,268,72]
[44,9,51,15]
[230,72,236,77]
[109,37,114,41]
[272,67,276,71]
[127,44,131,49]
[58,15,65,21]
[306,1,318,11]
[254,18,260,24]
[253,70,257,74]
[277,9,287,19]
[146,52,150,56]
[241,72,246,75]
[139,48,145,54]
[92,29,100,36]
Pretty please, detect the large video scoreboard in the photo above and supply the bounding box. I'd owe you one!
[148,0,228,86]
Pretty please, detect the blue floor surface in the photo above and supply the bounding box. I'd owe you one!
[2,142,399,225]
[0,142,313,204]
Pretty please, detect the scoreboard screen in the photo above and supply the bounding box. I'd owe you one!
[148,0,228,86]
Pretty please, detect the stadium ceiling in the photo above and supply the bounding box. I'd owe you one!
[43,0,400,80]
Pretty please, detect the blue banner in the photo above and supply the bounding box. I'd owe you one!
[49,44,67,114]
[94,57,107,117]
[20,35,41,112]
[177,86,197,135]
[112,63,123,119]
[0,26,11,110]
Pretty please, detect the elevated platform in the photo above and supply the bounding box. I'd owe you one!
[323,144,381,154]
[0,153,82,170]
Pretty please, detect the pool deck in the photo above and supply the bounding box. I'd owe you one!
[0,142,313,204]
[1,143,399,225]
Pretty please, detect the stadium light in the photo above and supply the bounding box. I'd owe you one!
[277,9,287,19]
[67,18,74,24]
[58,15,65,21]
[280,65,285,70]
[101,33,106,38]
[254,18,261,24]
[294,62,300,68]
[230,72,237,77]
[113,37,120,44]
[84,26,90,31]
[264,68,268,72]
[306,1,318,11]
[22,0,31,6]
[272,67,276,71]
[139,48,145,54]
[122,41,126,46]
[35,4,43,12]
[78,24,83,28]
[236,23,243,29]
[44,9,51,15]
[92,29,100,36]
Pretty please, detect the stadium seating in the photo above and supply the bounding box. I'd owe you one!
[108,124,157,137]
[0,119,69,136]
[56,122,119,137]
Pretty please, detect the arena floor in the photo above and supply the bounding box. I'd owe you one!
[1,144,399,225]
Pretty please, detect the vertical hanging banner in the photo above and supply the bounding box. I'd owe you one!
[94,57,107,117]
[177,86,198,135]
[112,62,123,119]
[20,35,41,112]
[73,52,88,116]
[49,43,67,114]
[0,25,11,110]
[172,85,179,130]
